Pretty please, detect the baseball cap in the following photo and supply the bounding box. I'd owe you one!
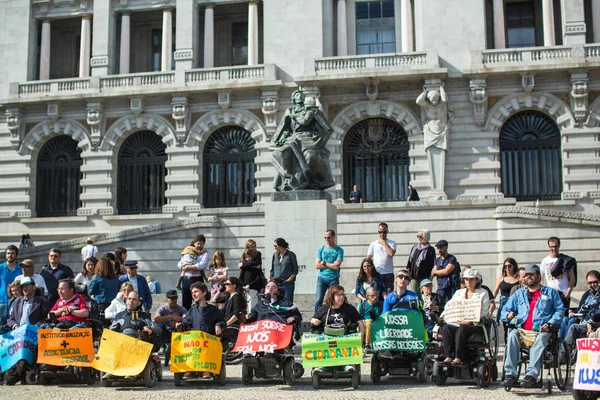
[166,289,178,299]
[435,240,448,247]
[19,277,36,287]
[463,268,481,281]
[524,264,540,274]
[420,279,433,287]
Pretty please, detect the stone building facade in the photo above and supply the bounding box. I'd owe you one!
[1,0,600,294]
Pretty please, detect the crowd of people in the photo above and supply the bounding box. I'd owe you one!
[0,228,590,388]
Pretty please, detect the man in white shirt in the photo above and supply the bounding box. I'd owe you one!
[367,222,397,295]
[14,259,48,296]
[541,236,575,306]
[81,237,98,261]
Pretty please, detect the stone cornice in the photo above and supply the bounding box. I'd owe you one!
[494,206,600,226]
[19,215,220,257]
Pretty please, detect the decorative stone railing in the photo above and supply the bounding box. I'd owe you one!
[305,51,440,76]
[10,64,278,100]
[474,45,600,69]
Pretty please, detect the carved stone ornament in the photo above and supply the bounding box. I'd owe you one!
[366,78,379,101]
[469,78,488,127]
[261,93,279,138]
[521,74,535,93]
[570,73,588,127]
[171,96,190,146]
[5,108,24,150]
[218,91,231,110]
[130,97,143,115]
[302,86,322,110]
[86,102,104,150]
[47,103,60,121]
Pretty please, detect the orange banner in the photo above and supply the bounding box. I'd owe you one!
[37,328,94,366]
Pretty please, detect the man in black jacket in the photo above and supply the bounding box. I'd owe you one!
[7,277,51,329]
[40,248,74,303]
[247,280,302,326]
[177,282,222,336]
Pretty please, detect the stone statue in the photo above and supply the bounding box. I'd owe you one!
[270,89,335,191]
[416,84,453,194]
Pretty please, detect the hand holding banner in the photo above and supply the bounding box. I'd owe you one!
[301,333,362,368]
[370,311,426,353]
[442,297,482,324]
[37,328,94,366]
[234,320,293,354]
[0,324,38,372]
[92,329,153,376]
[170,330,222,374]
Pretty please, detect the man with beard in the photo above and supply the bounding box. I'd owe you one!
[247,280,302,325]
[0,245,22,316]
[501,264,564,388]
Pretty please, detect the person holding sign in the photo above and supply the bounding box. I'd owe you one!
[501,264,564,388]
[436,268,489,366]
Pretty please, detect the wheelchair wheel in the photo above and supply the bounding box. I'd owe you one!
[100,375,112,387]
[294,362,304,379]
[242,364,253,385]
[370,355,381,383]
[283,358,295,386]
[416,359,426,382]
[174,372,183,386]
[24,370,39,385]
[553,338,570,392]
[216,358,226,386]
[487,320,499,361]
[476,361,491,388]
[491,363,499,381]
[431,362,446,386]
[312,372,320,389]
[143,361,157,388]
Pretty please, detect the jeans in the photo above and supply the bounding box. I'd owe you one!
[279,281,295,304]
[314,276,339,313]
[504,329,549,379]
[565,323,587,348]
[559,316,577,339]
[181,276,204,310]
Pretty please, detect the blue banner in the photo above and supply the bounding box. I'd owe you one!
[0,324,39,372]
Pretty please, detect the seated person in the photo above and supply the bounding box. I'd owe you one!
[357,287,382,353]
[104,282,133,320]
[177,282,222,336]
[501,264,564,388]
[154,289,186,366]
[560,270,600,339]
[48,279,90,328]
[382,269,420,312]
[434,269,489,365]
[110,291,161,342]
[247,280,302,326]
[566,307,600,350]
[420,279,443,340]
[311,285,364,373]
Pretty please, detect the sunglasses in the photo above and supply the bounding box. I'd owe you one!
[324,236,332,239]
[417,235,424,239]
[378,231,388,234]
[504,264,513,268]
[224,283,232,286]
[588,281,599,285]
[397,274,410,281]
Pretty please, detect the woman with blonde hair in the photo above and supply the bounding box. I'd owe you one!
[239,239,264,310]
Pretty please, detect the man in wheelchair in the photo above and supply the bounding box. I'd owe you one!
[501,264,564,388]
[246,280,302,332]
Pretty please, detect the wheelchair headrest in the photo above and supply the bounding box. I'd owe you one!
[75,284,88,296]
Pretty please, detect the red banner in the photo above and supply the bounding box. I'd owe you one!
[233,320,293,353]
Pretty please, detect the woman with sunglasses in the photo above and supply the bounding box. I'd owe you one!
[355,258,384,304]
[406,229,436,293]
[492,258,519,327]
[382,268,421,313]
[219,277,247,342]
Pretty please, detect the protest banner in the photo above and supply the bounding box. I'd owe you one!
[0,324,38,372]
[574,338,600,391]
[233,320,293,353]
[301,333,362,368]
[370,310,426,353]
[37,328,94,366]
[441,297,482,324]
[170,330,222,374]
[92,329,153,376]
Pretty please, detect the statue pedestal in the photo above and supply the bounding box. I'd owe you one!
[265,190,337,295]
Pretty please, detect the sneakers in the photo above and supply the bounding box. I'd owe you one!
[520,375,537,388]
[502,375,518,386]
[313,367,327,374]
[344,365,355,373]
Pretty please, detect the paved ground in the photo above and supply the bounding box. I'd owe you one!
[2,360,578,400]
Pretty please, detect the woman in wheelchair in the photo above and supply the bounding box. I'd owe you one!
[311,285,364,373]
[435,268,490,366]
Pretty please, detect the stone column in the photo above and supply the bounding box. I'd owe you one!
[401,0,413,52]
[175,0,198,70]
[248,0,259,65]
[119,12,131,74]
[161,8,173,71]
[542,0,555,46]
[39,19,51,80]
[493,0,506,49]
[204,4,215,68]
[594,0,600,43]
[337,0,348,56]
[79,15,92,77]
[91,0,114,76]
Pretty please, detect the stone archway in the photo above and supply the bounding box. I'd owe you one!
[19,119,92,156]
[101,114,177,152]
[187,108,267,149]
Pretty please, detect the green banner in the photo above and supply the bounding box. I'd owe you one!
[301,333,363,368]
[370,311,426,353]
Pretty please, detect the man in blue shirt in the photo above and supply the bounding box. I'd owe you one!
[382,268,421,313]
[314,230,344,313]
[0,245,23,317]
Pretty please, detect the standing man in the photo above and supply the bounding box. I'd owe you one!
[367,222,396,295]
[407,185,420,201]
[154,289,187,366]
[541,237,576,307]
[501,264,564,388]
[430,240,459,303]
[349,184,362,203]
[314,230,344,313]
[14,259,48,296]
[178,234,210,310]
[0,245,22,317]
[119,260,152,310]
[40,248,74,304]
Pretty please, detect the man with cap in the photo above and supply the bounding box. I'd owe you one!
[501,264,564,388]
[14,259,48,296]
[367,222,397,295]
[430,240,459,303]
[7,277,50,329]
[420,278,443,339]
[119,260,152,310]
[154,289,187,366]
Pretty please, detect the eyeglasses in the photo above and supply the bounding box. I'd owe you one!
[397,274,410,281]
[588,281,599,285]
[378,231,387,234]
[416,235,424,239]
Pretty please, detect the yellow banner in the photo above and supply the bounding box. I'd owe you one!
[170,330,223,374]
[92,329,153,376]
[37,328,94,367]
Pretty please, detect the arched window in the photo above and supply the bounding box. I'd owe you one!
[500,110,562,201]
[117,130,167,214]
[36,136,83,217]
[203,126,256,207]
[343,118,410,202]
